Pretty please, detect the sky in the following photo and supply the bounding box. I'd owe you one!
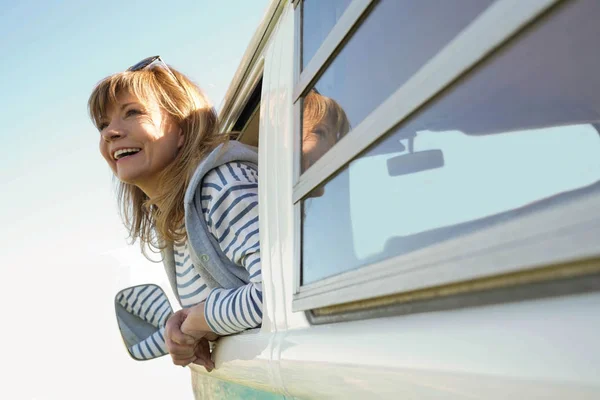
[0,0,269,399]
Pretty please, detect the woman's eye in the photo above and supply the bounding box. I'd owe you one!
[313,128,327,138]
[125,109,142,117]
[98,122,108,131]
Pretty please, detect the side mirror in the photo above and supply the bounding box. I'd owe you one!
[114,284,174,361]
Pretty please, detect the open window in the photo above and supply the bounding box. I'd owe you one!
[231,77,262,148]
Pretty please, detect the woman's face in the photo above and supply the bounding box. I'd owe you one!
[302,124,338,172]
[302,123,339,198]
[98,92,184,196]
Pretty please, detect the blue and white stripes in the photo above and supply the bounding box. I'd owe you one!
[115,161,263,361]
[130,327,167,360]
[174,241,209,308]
[200,161,263,335]
[116,285,171,359]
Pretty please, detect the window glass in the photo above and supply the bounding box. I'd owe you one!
[302,0,352,70]
[301,0,600,284]
[300,0,494,172]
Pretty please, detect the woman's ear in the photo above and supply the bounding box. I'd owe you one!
[177,126,185,148]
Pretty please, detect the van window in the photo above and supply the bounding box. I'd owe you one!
[299,0,494,173]
[301,0,352,70]
[301,0,600,284]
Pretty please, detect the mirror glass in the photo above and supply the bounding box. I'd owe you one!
[114,284,173,361]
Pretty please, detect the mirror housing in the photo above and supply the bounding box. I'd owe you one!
[387,149,444,177]
[114,284,173,361]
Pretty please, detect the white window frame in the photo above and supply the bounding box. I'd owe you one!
[290,0,600,312]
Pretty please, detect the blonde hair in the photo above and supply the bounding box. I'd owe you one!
[302,89,350,169]
[88,65,228,258]
[303,90,349,140]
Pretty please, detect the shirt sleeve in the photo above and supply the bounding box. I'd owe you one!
[200,162,263,335]
[129,327,168,360]
[117,285,172,329]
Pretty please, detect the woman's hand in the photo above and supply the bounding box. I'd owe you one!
[165,309,197,366]
[165,309,215,371]
[181,302,219,341]
[191,338,214,372]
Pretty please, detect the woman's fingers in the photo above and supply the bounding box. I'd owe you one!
[193,339,214,371]
[165,338,194,357]
[164,309,217,369]
[171,354,196,367]
[166,310,195,346]
[169,328,195,347]
[165,309,197,366]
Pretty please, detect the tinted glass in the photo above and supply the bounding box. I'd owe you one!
[301,0,600,284]
[300,0,494,172]
[302,0,352,70]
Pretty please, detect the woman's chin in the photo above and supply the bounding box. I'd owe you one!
[307,186,325,198]
[115,170,142,186]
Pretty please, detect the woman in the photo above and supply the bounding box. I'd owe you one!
[301,88,350,196]
[88,56,262,371]
[302,88,350,173]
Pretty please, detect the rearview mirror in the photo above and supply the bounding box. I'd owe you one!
[387,149,444,177]
[114,284,173,361]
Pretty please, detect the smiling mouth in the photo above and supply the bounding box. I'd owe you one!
[113,148,142,161]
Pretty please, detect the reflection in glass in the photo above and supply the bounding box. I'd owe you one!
[302,89,350,174]
[302,0,352,70]
[301,0,600,284]
[300,0,494,169]
[115,284,173,360]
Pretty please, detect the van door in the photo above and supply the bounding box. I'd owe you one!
[274,0,600,399]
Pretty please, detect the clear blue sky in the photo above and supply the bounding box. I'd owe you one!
[0,1,269,399]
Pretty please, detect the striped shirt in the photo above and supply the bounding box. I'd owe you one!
[115,161,261,360]
[199,161,262,335]
[170,161,262,336]
[174,240,209,308]
[116,285,171,360]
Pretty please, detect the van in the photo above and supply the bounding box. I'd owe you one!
[114,0,600,398]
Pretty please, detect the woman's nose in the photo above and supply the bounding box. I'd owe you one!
[101,126,124,142]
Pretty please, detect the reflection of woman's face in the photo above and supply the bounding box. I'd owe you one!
[302,124,338,197]
[302,125,338,172]
[301,91,349,198]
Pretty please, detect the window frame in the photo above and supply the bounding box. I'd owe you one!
[293,0,374,103]
[295,191,600,311]
[220,58,265,135]
[289,0,600,313]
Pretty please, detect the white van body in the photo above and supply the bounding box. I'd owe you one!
[137,0,600,398]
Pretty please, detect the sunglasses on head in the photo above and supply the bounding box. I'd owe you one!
[127,55,179,81]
